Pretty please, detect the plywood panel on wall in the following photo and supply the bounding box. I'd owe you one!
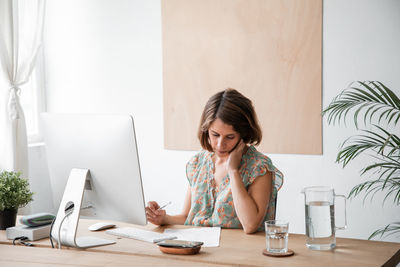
[162,0,322,154]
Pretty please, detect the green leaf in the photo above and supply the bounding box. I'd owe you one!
[323,81,400,127]
[377,81,400,109]
[368,222,400,240]
[0,171,34,211]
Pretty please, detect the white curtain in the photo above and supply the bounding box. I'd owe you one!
[0,0,45,179]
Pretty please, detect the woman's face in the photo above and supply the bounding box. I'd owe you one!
[208,118,241,158]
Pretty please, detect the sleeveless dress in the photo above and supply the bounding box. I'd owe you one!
[184,145,283,230]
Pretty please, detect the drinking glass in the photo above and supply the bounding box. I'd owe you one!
[265,220,289,253]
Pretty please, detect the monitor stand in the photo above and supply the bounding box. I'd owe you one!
[51,168,116,248]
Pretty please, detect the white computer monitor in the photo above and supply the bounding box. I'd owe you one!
[41,113,147,248]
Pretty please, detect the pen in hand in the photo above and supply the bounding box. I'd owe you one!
[158,201,172,210]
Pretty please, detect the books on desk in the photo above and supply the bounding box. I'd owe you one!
[106,227,177,243]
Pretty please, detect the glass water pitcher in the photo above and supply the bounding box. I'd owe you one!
[302,186,347,250]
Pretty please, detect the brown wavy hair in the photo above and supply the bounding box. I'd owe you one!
[198,88,262,151]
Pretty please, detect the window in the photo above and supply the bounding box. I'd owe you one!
[19,48,46,144]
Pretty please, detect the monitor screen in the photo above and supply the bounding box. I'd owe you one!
[41,113,147,247]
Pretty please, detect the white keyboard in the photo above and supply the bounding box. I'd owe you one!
[106,227,177,243]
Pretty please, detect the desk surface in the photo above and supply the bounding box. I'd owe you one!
[1,219,399,267]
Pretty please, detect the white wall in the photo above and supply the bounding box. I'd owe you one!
[29,0,400,242]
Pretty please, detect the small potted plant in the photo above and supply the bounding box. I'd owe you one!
[0,171,34,230]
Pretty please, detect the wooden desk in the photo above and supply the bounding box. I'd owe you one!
[1,219,399,267]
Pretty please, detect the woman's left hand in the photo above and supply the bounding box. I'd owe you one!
[227,139,246,172]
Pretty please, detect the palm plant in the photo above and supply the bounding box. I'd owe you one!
[322,81,400,240]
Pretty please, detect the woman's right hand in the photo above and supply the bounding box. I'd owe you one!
[145,201,167,225]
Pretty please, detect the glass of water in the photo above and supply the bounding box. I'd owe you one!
[265,220,289,254]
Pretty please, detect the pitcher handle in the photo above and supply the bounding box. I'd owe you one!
[335,194,347,230]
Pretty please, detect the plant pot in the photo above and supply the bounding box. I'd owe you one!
[0,209,18,230]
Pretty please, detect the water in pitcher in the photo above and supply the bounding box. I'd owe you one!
[305,201,336,250]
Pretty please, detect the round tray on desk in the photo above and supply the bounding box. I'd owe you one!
[158,245,202,255]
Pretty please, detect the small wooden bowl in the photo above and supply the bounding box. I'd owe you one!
[159,245,201,255]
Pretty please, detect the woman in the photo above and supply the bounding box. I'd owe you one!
[146,88,283,233]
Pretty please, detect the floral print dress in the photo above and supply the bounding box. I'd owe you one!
[184,145,283,230]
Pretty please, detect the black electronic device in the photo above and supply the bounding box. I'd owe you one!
[157,239,203,248]
[19,212,55,227]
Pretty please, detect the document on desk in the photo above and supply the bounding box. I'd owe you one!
[163,227,221,247]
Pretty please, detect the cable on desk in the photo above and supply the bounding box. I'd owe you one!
[50,202,75,249]
[13,236,33,247]
[49,216,56,248]
[57,203,75,249]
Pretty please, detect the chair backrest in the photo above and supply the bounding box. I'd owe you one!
[272,194,277,220]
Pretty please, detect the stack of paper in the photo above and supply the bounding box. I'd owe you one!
[163,227,221,247]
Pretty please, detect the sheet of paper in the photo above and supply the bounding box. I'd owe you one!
[164,227,221,247]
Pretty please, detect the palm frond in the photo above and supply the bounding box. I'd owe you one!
[348,177,400,205]
[347,152,400,205]
[361,154,400,177]
[323,81,400,128]
[368,222,400,240]
[336,126,399,167]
